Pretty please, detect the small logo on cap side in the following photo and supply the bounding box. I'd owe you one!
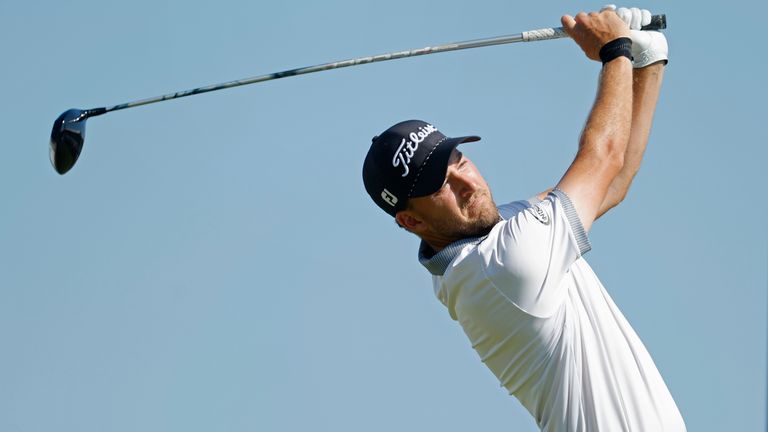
[392,124,438,177]
[381,189,398,207]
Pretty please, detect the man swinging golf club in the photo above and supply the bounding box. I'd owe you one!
[362,6,685,431]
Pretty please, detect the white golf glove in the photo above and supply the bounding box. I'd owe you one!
[602,5,668,68]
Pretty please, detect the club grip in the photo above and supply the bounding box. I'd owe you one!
[642,14,666,31]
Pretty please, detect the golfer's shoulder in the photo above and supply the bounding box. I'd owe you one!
[479,195,581,275]
[477,201,545,271]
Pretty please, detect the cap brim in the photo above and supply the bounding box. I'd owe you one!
[409,135,481,198]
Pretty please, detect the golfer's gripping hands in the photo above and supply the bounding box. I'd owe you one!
[603,5,669,67]
[561,7,668,67]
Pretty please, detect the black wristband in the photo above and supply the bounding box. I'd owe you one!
[599,37,633,65]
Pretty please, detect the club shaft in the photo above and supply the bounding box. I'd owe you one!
[94,14,664,116]
[99,31,551,114]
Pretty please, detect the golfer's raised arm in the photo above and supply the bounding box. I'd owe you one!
[556,10,633,233]
[596,6,669,217]
[596,63,664,218]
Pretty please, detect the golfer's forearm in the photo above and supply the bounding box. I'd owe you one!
[578,59,633,162]
[555,58,632,231]
[598,62,665,216]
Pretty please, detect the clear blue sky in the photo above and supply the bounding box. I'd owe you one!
[1,1,765,431]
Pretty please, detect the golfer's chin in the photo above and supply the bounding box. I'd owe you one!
[464,204,502,238]
[471,194,500,220]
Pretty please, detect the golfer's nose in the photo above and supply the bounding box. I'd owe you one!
[448,167,476,200]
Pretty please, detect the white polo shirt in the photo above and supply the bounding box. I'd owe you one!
[419,190,685,431]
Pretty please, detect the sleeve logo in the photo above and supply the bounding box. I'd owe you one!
[532,205,550,225]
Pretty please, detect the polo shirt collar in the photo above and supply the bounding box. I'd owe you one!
[418,236,486,276]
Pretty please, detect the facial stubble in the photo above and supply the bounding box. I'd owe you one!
[433,190,502,240]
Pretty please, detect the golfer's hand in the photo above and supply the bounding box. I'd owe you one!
[602,5,669,67]
[561,10,630,62]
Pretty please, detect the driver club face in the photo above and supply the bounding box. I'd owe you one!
[50,109,88,175]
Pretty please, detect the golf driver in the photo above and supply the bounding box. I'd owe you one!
[50,15,666,175]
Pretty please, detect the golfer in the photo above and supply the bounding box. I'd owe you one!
[362,6,684,431]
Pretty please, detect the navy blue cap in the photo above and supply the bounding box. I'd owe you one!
[362,120,480,217]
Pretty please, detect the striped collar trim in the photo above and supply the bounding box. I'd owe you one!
[418,235,486,276]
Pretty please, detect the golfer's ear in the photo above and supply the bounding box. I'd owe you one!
[396,211,424,232]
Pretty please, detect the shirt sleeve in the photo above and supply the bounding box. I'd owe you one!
[479,189,591,317]
[497,200,534,220]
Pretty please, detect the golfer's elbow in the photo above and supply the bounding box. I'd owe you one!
[611,185,630,205]
[598,172,636,218]
[579,133,626,174]
[602,185,627,213]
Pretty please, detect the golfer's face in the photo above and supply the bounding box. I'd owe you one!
[409,149,500,239]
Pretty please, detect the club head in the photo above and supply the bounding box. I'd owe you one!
[50,109,89,175]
